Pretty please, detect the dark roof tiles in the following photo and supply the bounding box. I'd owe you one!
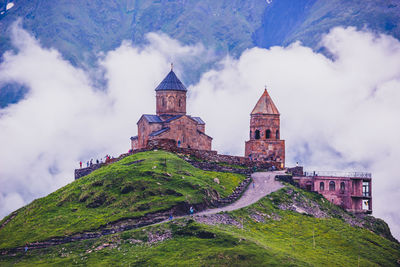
[142,114,163,123]
[149,127,170,136]
[190,116,205,125]
[155,70,187,91]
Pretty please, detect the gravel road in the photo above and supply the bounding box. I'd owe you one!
[197,171,285,215]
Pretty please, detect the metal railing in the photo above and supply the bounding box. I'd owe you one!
[304,171,371,178]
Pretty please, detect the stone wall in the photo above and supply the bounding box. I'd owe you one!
[146,138,281,170]
[154,116,212,150]
[287,166,304,176]
[245,139,285,166]
[75,164,104,180]
[156,90,186,116]
[211,176,252,207]
[75,138,281,180]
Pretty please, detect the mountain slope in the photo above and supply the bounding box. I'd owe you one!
[0,150,399,266]
[1,0,400,107]
[0,181,399,266]
[0,150,245,249]
[254,0,400,49]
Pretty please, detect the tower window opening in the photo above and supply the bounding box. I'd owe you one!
[255,130,260,139]
[162,98,165,107]
[266,129,271,139]
[329,181,335,191]
[276,130,279,139]
[179,99,181,107]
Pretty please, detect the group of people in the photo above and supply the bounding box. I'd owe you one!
[79,155,113,168]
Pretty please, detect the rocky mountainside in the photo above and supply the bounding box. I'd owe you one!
[1,0,400,107]
[0,150,398,266]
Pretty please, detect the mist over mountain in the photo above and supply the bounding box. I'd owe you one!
[1,0,400,107]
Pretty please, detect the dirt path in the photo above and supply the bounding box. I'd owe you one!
[197,171,285,216]
[0,171,285,254]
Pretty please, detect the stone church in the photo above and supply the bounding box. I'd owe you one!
[245,89,285,167]
[130,69,212,150]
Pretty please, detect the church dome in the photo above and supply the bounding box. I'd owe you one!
[155,70,187,91]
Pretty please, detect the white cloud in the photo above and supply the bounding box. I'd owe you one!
[0,22,399,240]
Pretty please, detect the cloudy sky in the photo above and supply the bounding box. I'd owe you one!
[1,21,400,239]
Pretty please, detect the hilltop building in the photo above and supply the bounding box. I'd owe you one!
[130,68,212,150]
[245,89,285,167]
[292,170,372,213]
[77,66,373,213]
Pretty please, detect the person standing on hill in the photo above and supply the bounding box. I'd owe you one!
[79,161,82,168]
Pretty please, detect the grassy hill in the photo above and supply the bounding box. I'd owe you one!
[0,150,245,249]
[0,150,399,266]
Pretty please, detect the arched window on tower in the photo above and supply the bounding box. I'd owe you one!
[266,129,271,139]
[329,181,336,191]
[320,182,324,191]
[255,130,260,139]
[162,98,166,107]
[178,99,181,107]
[276,130,279,139]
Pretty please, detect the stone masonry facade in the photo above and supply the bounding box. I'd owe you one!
[245,89,285,167]
[131,69,212,151]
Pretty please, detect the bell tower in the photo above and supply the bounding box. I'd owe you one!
[155,64,187,116]
[245,88,285,167]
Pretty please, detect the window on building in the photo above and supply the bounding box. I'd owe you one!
[255,130,260,139]
[178,99,181,107]
[306,181,312,191]
[250,131,252,138]
[320,182,324,191]
[162,98,165,107]
[329,181,335,191]
[177,140,181,147]
[340,182,345,191]
[276,130,279,139]
[362,200,370,210]
[362,181,370,197]
[266,129,271,139]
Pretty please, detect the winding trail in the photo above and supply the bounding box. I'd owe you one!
[198,171,285,215]
[0,171,285,254]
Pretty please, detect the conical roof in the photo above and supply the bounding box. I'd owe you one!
[155,70,187,91]
[251,89,280,115]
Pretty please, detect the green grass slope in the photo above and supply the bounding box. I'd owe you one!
[0,150,245,249]
[1,185,399,266]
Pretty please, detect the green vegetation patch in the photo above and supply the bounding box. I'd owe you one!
[0,150,245,249]
[1,210,399,266]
